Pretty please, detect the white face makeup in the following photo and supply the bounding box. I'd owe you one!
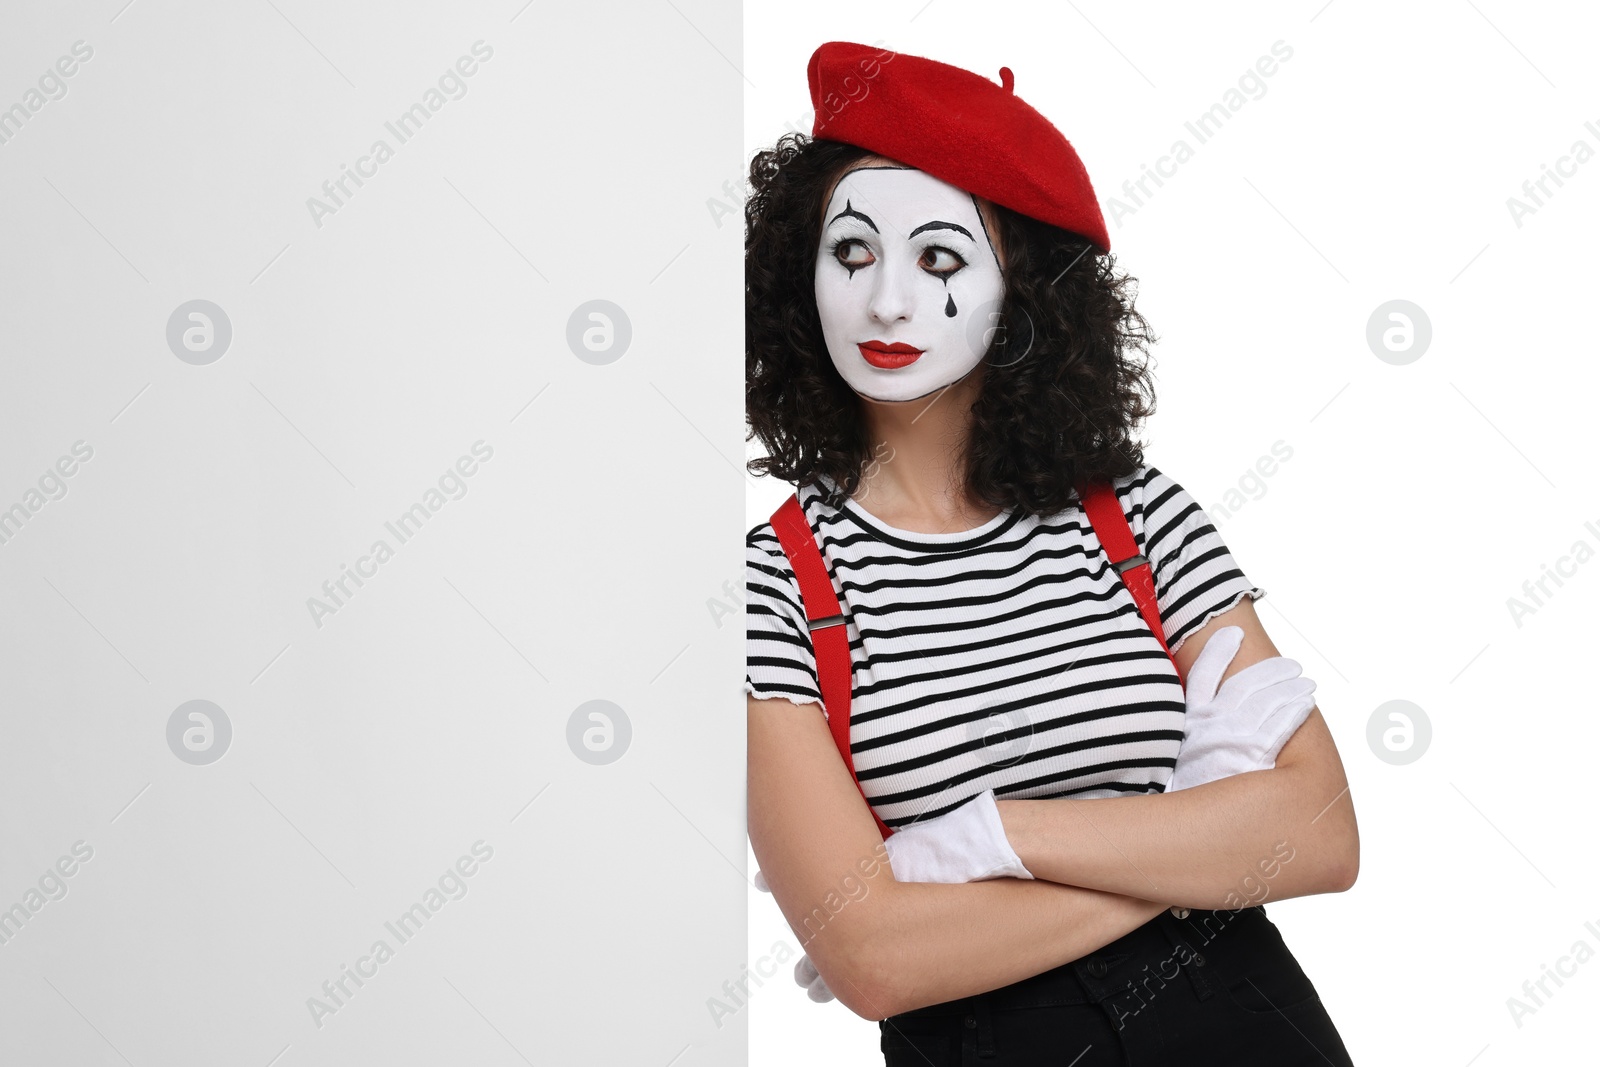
[814,165,1005,403]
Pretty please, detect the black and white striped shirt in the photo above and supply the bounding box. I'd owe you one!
[745,465,1264,829]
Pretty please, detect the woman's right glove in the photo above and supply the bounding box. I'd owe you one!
[1166,625,1318,792]
[882,788,1033,884]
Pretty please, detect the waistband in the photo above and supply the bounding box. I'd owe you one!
[888,904,1265,1018]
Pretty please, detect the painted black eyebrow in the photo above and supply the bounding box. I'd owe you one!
[908,220,974,241]
[826,199,878,233]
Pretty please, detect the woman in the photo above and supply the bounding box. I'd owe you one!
[746,41,1360,1065]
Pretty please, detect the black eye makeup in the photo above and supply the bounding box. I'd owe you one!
[919,245,967,277]
[826,234,970,280]
[829,236,874,278]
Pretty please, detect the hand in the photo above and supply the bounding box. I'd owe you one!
[793,954,835,1003]
[752,869,837,1002]
[1166,626,1318,793]
[884,788,1034,884]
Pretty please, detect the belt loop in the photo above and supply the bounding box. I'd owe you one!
[961,995,997,1062]
[1160,910,1224,1002]
[976,994,996,1058]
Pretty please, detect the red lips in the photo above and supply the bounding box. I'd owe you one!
[858,340,923,369]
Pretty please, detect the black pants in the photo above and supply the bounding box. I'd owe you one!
[878,905,1353,1065]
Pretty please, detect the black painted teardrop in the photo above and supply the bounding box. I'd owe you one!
[944,293,956,317]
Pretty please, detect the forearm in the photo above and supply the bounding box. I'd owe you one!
[838,878,1167,1019]
[1001,748,1357,909]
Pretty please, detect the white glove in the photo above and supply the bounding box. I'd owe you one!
[792,954,835,1003]
[883,788,1034,883]
[752,870,836,1002]
[1166,626,1318,793]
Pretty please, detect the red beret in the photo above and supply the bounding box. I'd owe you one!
[807,40,1111,253]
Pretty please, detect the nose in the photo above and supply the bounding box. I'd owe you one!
[866,253,915,326]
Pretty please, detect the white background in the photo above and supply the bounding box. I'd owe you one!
[746,2,1600,1063]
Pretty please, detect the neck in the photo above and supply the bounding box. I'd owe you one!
[850,369,1002,534]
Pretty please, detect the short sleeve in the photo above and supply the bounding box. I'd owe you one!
[1126,466,1266,654]
[745,524,824,708]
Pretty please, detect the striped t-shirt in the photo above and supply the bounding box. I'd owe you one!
[745,465,1264,830]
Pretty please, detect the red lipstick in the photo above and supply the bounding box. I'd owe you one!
[857,340,923,369]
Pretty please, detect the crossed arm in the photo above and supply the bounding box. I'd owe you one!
[999,597,1360,909]
[747,597,1359,1020]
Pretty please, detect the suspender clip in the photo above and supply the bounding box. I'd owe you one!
[1112,553,1148,575]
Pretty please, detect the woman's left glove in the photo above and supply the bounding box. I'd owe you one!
[1166,625,1318,792]
[883,788,1034,883]
[752,871,837,1002]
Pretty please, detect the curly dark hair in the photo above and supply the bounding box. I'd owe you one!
[745,132,1161,516]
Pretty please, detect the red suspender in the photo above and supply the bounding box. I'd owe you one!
[1074,478,1178,673]
[770,494,896,841]
[767,481,1177,843]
